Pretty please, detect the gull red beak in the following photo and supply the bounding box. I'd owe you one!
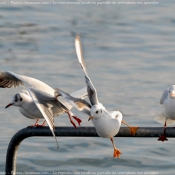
[5,103,14,109]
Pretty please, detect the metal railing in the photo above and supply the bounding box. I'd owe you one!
[5,126,174,175]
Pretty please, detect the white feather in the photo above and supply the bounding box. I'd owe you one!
[154,113,175,125]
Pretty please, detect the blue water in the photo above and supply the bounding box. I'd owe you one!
[0,0,175,174]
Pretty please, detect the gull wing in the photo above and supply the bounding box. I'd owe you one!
[0,71,24,88]
[75,36,99,106]
[70,87,87,99]
[0,71,54,95]
[57,87,87,110]
[28,88,59,148]
[0,71,87,109]
[56,88,91,116]
[160,89,169,104]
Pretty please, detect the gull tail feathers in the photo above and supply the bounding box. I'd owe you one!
[166,119,175,125]
[154,113,175,125]
[154,114,166,125]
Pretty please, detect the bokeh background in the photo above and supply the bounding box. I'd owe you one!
[0,0,175,174]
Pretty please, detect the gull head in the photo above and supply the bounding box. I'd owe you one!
[5,91,29,108]
[169,85,175,98]
[89,103,105,120]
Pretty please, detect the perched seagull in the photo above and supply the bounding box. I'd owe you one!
[58,36,138,158]
[155,85,175,141]
[0,71,86,147]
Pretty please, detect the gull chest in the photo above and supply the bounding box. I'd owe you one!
[164,98,175,120]
[20,101,43,119]
[92,117,120,138]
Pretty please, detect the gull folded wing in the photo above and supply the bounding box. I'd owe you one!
[160,89,168,104]
[28,88,59,148]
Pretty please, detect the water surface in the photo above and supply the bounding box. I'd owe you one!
[0,0,175,174]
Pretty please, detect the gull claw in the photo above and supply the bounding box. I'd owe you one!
[113,147,122,159]
[28,120,46,128]
[158,134,168,142]
[28,124,45,128]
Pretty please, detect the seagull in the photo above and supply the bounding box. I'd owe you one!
[0,71,87,147]
[5,87,86,128]
[155,85,175,141]
[58,36,138,158]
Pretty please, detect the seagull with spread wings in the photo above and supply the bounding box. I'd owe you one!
[59,36,138,158]
[0,71,87,148]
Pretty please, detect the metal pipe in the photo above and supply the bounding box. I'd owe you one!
[5,126,174,175]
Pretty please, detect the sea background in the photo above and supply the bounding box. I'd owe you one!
[0,0,175,174]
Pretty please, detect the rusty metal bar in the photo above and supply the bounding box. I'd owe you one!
[5,126,174,175]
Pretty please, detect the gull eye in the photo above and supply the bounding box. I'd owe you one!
[101,110,102,113]
[14,94,19,102]
[96,111,98,114]
[14,97,18,102]
[20,98,23,101]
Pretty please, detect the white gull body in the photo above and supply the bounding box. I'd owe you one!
[154,85,175,141]
[155,85,175,125]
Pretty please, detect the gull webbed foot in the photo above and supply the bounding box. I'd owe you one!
[158,134,168,142]
[129,126,139,135]
[113,146,122,159]
[73,116,82,126]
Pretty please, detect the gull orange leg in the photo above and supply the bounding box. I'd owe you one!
[65,111,77,129]
[110,138,122,159]
[33,119,39,126]
[69,111,82,126]
[41,120,46,126]
[158,120,168,142]
[122,120,139,135]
